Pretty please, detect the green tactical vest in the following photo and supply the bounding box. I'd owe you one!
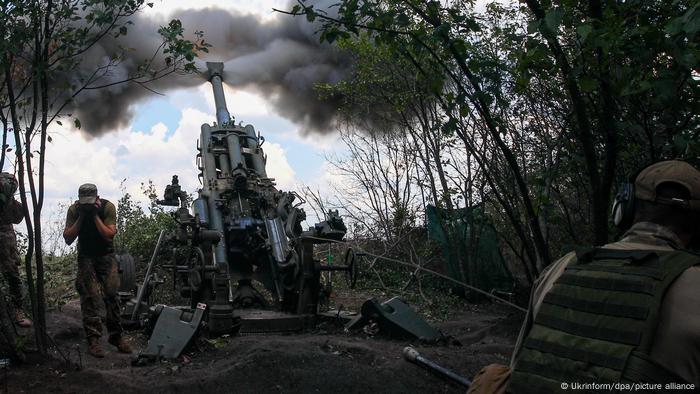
[509,248,699,394]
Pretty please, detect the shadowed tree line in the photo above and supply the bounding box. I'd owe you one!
[288,0,699,289]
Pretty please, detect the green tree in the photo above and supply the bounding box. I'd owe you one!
[115,180,176,260]
[284,0,700,273]
[0,0,208,353]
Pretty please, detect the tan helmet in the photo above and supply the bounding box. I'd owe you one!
[635,160,700,212]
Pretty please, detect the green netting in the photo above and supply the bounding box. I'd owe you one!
[426,204,514,299]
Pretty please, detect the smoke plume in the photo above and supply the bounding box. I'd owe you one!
[69,1,350,136]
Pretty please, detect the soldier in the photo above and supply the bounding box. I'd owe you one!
[63,183,132,358]
[0,172,31,327]
[468,160,700,393]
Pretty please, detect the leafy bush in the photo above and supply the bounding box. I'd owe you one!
[44,253,78,308]
[114,181,177,261]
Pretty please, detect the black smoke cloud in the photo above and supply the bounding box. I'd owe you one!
[69,1,350,136]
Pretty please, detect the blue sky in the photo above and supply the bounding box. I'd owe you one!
[131,96,181,137]
[128,85,335,189]
[25,0,345,243]
[134,94,332,183]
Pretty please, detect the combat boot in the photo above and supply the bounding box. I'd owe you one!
[87,337,105,358]
[108,334,132,354]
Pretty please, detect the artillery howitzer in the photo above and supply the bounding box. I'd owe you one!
[121,63,358,357]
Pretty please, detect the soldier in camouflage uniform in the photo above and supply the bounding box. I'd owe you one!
[468,161,700,393]
[0,172,31,328]
[63,183,131,358]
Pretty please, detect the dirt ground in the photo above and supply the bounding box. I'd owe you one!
[2,297,522,394]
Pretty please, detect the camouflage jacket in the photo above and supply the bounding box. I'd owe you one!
[0,199,23,232]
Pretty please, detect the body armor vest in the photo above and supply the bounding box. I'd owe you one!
[510,248,699,393]
[78,199,114,257]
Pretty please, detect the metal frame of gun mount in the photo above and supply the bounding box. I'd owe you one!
[132,62,354,337]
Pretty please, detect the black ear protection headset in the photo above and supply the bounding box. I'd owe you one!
[611,172,638,230]
[611,159,700,230]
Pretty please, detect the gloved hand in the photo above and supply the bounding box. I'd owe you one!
[466,364,511,394]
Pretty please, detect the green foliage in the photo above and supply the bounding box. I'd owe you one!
[15,232,28,257]
[43,254,78,308]
[292,0,700,282]
[315,35,425,124]
[114,180,176,260]
[322,233,486,321]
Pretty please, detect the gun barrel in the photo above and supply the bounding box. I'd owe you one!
[206,62,231,125]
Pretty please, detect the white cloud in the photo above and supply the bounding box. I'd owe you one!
[263,142,296,190]
[107,108,210,199]
[0,3,339,261]
[308,160,344,196]
[293,159,346,225]
[169,86,209,113]
[43,127,122,199]
[38,105,297,214]
[36,107,207,219]
[199,84,273,119]
[6,0,339,244]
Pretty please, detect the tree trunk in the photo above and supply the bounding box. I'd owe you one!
[4,58,41,353]
[31,0,54,352]
[0,113,7,171]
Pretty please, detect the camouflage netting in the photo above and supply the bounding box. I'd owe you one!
[426,204,514,300]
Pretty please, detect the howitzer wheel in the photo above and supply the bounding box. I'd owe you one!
[188,269,202,292]
[344,248,358,289]
[116,254,137,293]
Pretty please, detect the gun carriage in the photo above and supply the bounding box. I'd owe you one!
[121,62,356,343]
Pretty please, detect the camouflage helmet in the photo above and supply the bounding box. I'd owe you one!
[0,172,18,197]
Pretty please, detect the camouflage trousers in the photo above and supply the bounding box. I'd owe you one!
[0,228,23,309]
[75,254,122,339]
